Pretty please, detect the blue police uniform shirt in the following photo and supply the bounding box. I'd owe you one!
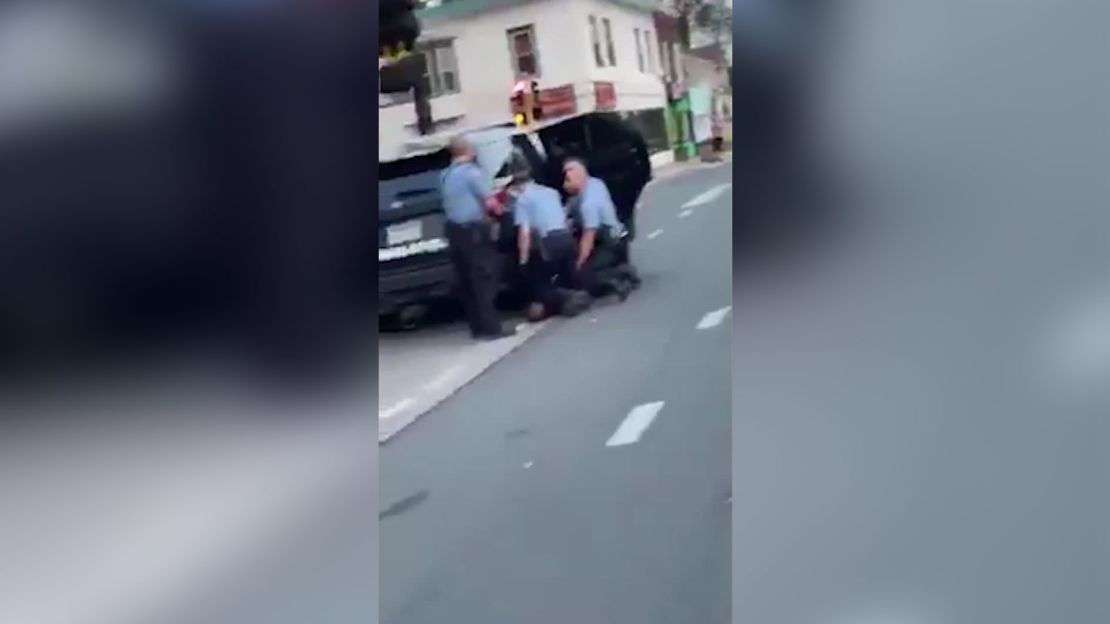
[513,182,568,237]
[440,161,491,224]
[578,177,623,231]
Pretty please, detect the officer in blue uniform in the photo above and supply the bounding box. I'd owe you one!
[562,158,639,300]
[440,136,515,339]
[509,158,590,319]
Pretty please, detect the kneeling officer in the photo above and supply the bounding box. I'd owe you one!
[510,161,589,319]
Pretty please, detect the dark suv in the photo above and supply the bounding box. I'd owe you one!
[378,112,652,325]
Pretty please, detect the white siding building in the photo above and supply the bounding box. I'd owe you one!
[380,0,669,161]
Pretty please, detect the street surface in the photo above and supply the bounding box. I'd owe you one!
[379,163,733,623]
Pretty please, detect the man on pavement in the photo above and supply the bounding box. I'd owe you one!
[440,136,515,340]
[563,158,640,300]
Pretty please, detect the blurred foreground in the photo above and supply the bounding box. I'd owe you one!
[735,2,1110,622]
[0,3,377,624]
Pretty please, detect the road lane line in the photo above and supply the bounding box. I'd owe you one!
[606,401,665,447]
[678,209,693,218]
[647,229,664,239]
[379,398,415,420]
[681,183,732,208]
[696,306,732,330]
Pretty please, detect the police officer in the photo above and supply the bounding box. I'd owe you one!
[562,158,640,300]
[509,159,590,319]
[441,136,515,340]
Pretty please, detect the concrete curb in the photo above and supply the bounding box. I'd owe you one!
[378,319,552,443]
[648,153,732,186]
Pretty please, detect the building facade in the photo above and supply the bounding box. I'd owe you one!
[380,0,670,164]
[685,44,732,148]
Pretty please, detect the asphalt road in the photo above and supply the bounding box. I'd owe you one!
[379,164,733,624]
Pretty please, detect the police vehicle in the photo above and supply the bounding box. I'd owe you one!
[378,112,652,328]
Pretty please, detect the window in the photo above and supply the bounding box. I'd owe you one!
[634,28,644,72]
[657,32,666,75]
[589,16,604,67]
[602,18,616,66]
[507,25,540,77]
[657,39,674,79]
[383,39,459,104]
[419,40,460,98]
[645,30,655,73]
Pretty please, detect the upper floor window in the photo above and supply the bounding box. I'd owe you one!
[657,32,667,75]
[602,18,616,66]
[634,28,645,72]
[645,30,655,73]
[420,40,460,97]
[507,25,540,78]
[381,39,460,105]
[589,15,605,67]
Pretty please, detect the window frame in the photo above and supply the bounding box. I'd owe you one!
[602,17,616,66]
[588,15,605,67]
[421,39,461,98]
[634,28,644,72]
[507,24,541,79]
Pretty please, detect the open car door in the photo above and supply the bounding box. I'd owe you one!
[538,113,650,239]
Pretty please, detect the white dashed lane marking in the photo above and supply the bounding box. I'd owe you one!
[379,398,415,420]
[606,401,666,447]
[681,183,731,209]
[678,209,693,219]
[696,306,732,330]
[647,229,664,239]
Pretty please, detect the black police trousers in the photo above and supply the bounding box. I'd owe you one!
[578,235,633,297]
[524,230,580,309]
[446,221,502,337]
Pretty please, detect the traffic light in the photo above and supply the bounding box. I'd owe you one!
[380,0,420,62]
[379,0,433,134]
[511,89,528,127]
[379,53,424,94]
[510,81,541,127]
[530,80,543,122]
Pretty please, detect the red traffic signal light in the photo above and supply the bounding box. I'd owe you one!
[510,80,544,126]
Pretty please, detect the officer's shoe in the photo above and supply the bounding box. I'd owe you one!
[613,280,632,303]
[619,264,642,290]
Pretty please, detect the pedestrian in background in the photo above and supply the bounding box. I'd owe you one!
[440,136,515,340]
[562,158,639,300]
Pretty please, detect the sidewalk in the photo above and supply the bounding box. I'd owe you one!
[378,319,550,442]
[649,151,732,186]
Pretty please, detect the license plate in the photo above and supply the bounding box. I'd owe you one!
[386,220,422,246]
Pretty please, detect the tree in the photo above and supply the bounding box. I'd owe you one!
[666,0,731,52]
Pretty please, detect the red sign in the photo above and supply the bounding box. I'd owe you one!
[594,82,617,110]
[538,84,578,118]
